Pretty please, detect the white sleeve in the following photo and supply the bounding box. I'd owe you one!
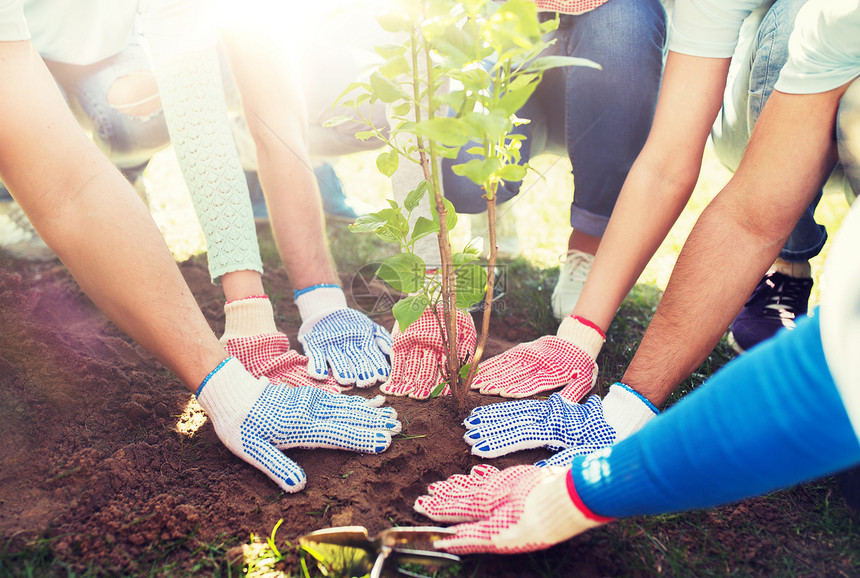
[149,46,264,283]
[776,0,860,95]
[821,200,860,441]
[0,0,29,42]
[138,0,218,57]
[668,0,764,58]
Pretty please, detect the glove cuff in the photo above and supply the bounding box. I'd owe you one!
[195,357,268,428]
[221,296,278,343]
[295,285,348,325]
[601,383,659,441]
[510,469,608,547]
[557,316,605,360]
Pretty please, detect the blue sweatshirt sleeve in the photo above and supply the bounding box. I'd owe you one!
[571,313,860,518]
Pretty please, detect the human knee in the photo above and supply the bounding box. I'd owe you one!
[566,0,666,55]
[106,72,162,118]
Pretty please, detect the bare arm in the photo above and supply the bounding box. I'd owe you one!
[623,86,848,405]
[572,51,731,331]
[220,27,339,290]
[0,41,225,390]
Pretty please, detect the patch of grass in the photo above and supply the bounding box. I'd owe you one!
[0,533,79,578]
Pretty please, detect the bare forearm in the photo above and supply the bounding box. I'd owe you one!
[572,52,730,332]
[222,28,339,289]
[0,42,224,391]
[573,156,699,331]
[623,89,846,407]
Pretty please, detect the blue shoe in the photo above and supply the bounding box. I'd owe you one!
[245,170,269,224]
[727,271,813,353]
[245,163,369,224]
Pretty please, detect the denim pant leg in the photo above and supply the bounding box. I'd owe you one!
[63,40,170,183]
[556,0,666,236]
[713,0,827,262]
[442,0,666,237]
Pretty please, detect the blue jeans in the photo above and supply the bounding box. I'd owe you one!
[712,0,828,262]
[62,40,171,183]
[0,41,168,202]
[441,0,667,237]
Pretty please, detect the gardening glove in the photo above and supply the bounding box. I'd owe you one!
[296,285,394,387]
[463,383,658,459]
[532,0,611,16]
[380,305,477,399]
[470,316,604,399]
[220,296,348,394]
[414,463,611,554]
[196,357,402,492]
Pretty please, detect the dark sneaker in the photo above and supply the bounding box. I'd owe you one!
[727,271,813,353]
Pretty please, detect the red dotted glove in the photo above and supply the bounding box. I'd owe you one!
[225,333,349,394]
[380,306,477,399]
[471,316,604,400]
[220,296,349,394]
[414,463,610,554]
[532,0,610,15]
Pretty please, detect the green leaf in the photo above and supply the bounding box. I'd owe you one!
[370,71,408,103]
[322,115,354,128]
[462,110,512,142]
[404,180,429,212]
[453,251,479,266]
[411,216,440,241]
[379,55,410,78]
[429,380,448,398]
[349,213,387,233]
[374,44,408,60]
[392,293,430,332]
[497,82,539,116]
[459,363,472,381]
[455,263,487,309]
[354,130,378,141]
[415,117,472,147]
[429,195,458,232]
[497,163,527,182]
[375,12,412,34]
[391,102,411,117]
[451,157,500,186]
[378,253,426,294]
[524,55,601,74]
[376,149,400,177]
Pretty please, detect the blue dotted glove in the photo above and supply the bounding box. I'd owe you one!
[197,358,401,492]
[463,383,657,460]
[298,308,394,387]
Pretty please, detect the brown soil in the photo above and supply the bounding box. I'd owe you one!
[0,256,857,577]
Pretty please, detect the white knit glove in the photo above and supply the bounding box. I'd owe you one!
[196,358,401,492]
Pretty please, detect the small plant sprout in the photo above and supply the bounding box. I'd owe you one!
[331,0,598,399]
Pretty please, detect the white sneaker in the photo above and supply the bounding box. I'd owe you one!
[0,199,57,261]
[551,249,594,320]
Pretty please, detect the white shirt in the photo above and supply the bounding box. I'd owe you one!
[671,0,860,94]
[19,0,216,64]
[0,0,29,41]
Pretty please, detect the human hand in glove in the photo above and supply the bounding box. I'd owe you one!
[295,285,393,387]
[220,296,348,393]
[196,357,401,492]
[414,463,611,554]
[463,383,658,459]
[380,306,477,399]
[470,316,604,399]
